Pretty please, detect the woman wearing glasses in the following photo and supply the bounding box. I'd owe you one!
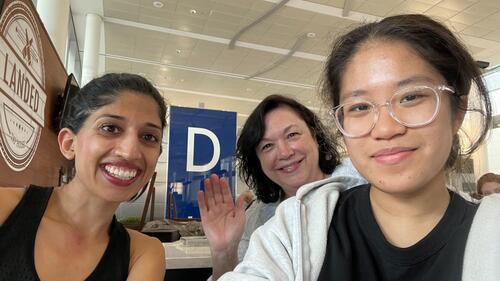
[216,14,499,281]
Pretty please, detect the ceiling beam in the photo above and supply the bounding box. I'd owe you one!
[263,0,381,22]
[342,0,352,17]
[104,53,316,89]
[104,17,326,62]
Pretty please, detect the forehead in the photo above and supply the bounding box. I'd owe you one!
[265,106,304,124]
[339,40,444,99]
[90,91,161,124]
[482,181,500,190]
[262,106,307,133]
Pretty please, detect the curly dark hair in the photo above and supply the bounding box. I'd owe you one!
[320,14,492,170]
[236,94,340,203]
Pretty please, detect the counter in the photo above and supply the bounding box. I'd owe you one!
[164,240,212,269]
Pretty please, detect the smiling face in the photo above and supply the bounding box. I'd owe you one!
[255,105,325,198]
[339,40,463,196]
[62,91,162,203]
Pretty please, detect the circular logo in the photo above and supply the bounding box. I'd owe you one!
[0,1,46,171]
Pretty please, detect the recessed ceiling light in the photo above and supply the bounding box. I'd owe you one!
[153,1,164,8]
[190,9,197,15]
[176,49,181,54]
[306,32,316,38]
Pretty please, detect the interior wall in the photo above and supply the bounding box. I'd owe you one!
[483,69,500,175]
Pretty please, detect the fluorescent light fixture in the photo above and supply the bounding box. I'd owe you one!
[153,1,164,8]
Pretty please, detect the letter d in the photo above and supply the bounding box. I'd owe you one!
[186,127,220,172]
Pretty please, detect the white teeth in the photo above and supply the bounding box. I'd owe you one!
[280,160,302,172]
[104,165,138,180]
[279,164,294,172]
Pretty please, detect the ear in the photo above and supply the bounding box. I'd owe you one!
[58,128,76,160]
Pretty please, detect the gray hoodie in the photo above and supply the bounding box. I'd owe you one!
[220,177,500,281]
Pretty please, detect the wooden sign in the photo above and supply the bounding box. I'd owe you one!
[0,0,69,187]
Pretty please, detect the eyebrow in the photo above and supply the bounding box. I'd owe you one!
[342,75,438,100]
[343,89,368,99]
[397,76,437,87]
[96,114,162,130]
[259,124,297,143]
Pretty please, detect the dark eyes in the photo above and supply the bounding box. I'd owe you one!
[142,134,160,143]
[261,143,273,151]
[259,132,300,152]
[99,124,121,134]
[346,103,372,113]
[399,93,425,103]
[98,124,160,144]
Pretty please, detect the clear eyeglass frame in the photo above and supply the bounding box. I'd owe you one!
[331,84,456,138]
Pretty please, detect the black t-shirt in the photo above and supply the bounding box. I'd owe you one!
[318,184,478,281]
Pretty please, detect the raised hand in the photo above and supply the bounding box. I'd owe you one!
[197,174,246,279]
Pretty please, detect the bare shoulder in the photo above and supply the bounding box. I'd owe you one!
[0,187,25,225]
[126,229,166,281]
[127,228,165,255]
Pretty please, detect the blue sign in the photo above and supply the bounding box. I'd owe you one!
[166,106,237,219]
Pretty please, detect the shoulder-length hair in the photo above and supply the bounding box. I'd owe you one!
[236,94,340,203]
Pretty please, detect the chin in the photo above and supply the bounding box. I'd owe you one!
[372,180,426,196]
[104,188,142,203]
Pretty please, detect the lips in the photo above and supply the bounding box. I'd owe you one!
[101,162,142,187]
[277,158,303,173]
[372,147,417,165]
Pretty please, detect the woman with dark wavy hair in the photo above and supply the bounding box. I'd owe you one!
[215,14,499,281]
[237,94,343,204]
[198,94,365,280]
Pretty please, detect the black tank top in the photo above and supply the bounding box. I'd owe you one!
[0,186,130,281]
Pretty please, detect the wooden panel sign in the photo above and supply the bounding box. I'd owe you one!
[0,0,69,187]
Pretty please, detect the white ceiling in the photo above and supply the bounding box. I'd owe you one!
[71,0,500,127]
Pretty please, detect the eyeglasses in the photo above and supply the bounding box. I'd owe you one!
[331,85,455,138]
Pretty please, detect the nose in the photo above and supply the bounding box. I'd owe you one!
[115,133,142,160]
[370,106,406,140]
[277,141,294,159]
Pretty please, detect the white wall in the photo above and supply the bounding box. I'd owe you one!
[483,69,500,175]
[486,129,500,174]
